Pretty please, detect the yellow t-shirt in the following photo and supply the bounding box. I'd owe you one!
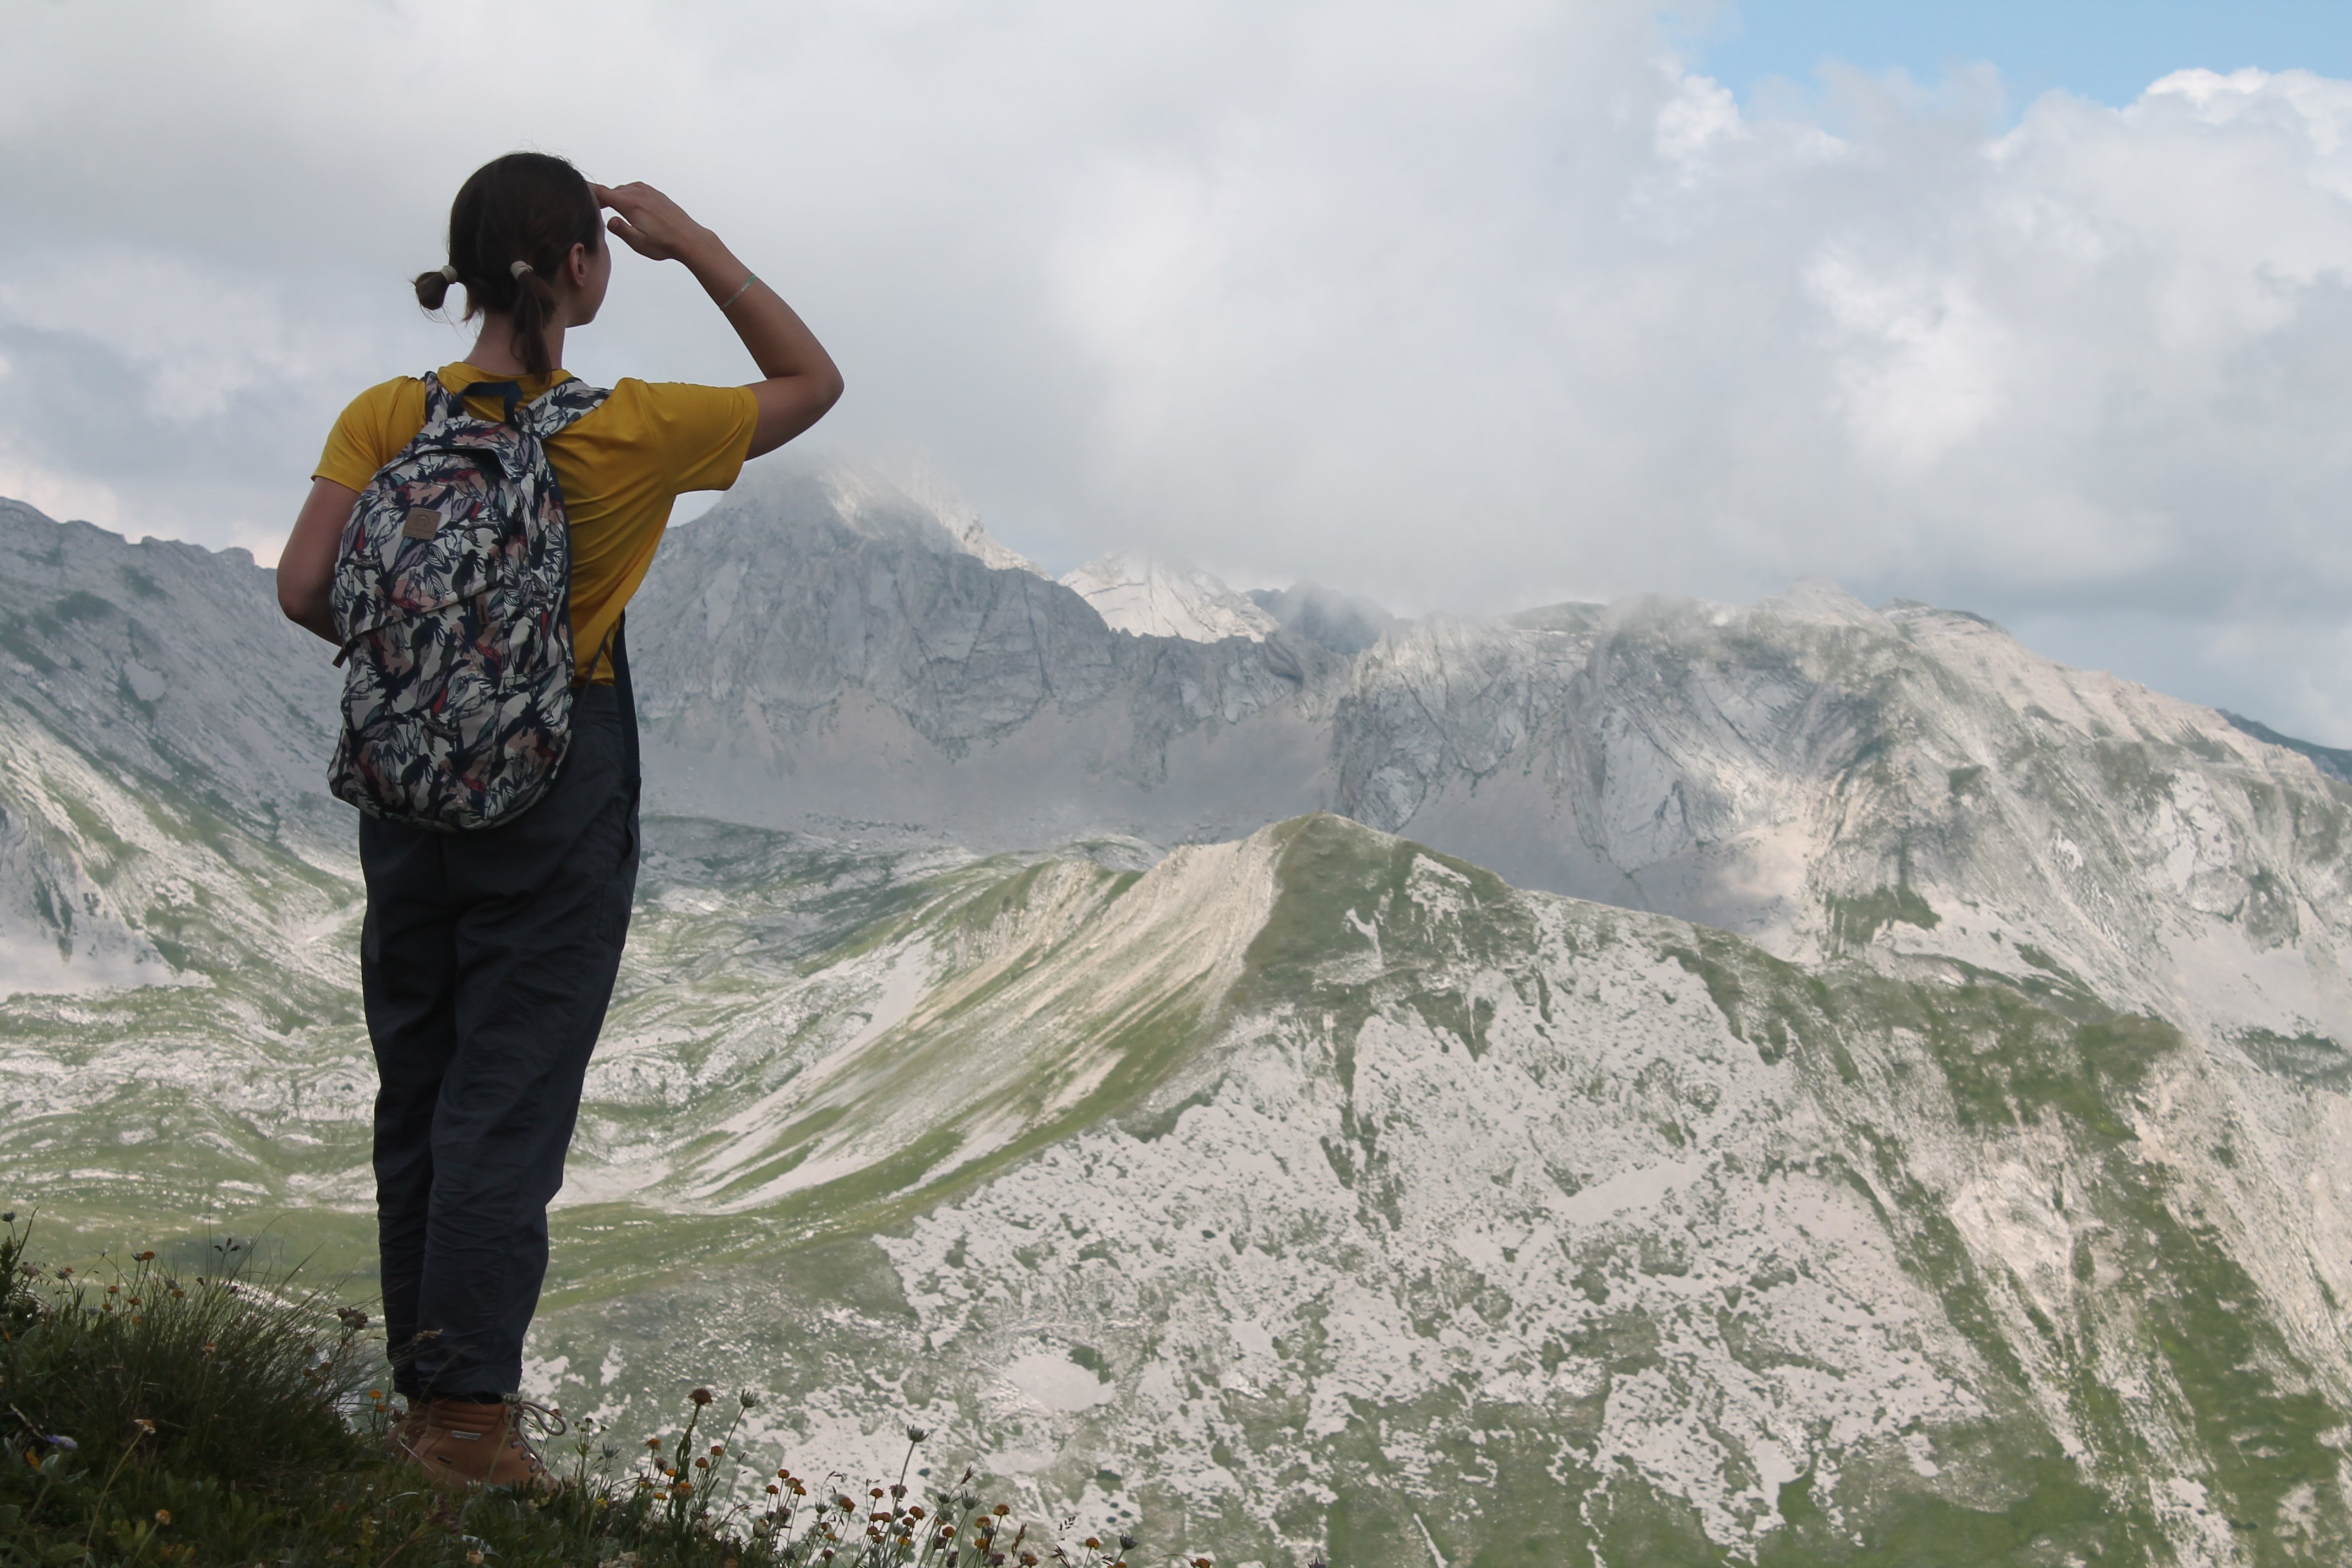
[313,362,759,684]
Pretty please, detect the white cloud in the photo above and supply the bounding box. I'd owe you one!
[5,3,2352,733]
[0,439,121,529]
[1654,70,1747,175]
[0,249,350,421]
[1805,251,2012,471]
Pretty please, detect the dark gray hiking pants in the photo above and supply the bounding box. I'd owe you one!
[359,682,639,1400]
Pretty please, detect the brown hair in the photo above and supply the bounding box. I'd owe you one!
[412,152,602,379]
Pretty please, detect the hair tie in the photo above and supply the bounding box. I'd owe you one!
[438,264,458,283]
[510,260,534,279]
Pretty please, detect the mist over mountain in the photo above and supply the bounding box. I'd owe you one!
[8,473,2352,1562]
[1244,581,1397,657]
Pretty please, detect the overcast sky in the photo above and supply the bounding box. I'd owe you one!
[8,2,2352,738]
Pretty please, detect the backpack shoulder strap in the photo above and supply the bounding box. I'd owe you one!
[417,371,473,429]
[517,379,611,442]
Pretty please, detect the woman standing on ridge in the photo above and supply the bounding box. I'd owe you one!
[276,151,841,1488]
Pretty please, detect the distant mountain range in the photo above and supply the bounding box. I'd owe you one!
[629,469,2352,1051]
[6,472,2352,1564]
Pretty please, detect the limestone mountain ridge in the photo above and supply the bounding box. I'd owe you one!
[629,469,2352,1059]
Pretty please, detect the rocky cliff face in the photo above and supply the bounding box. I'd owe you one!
[628,470,1342,851]
[0,500,347,997]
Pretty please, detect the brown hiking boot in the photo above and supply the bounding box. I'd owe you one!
[400,1397,562,1491]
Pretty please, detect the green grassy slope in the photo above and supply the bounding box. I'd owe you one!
[8,812,2350,1565]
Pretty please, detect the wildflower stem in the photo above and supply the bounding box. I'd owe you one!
[80,1422,148,1559]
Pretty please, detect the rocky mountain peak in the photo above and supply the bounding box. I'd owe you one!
[806,458,1048,576]
[1058,549,1280,642]
[1755,575,1886,627]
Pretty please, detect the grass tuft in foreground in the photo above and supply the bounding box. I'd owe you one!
[0,1217,1210,1567]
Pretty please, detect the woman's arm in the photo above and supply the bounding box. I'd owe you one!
[279,478,358,643]
[593,181,845,458]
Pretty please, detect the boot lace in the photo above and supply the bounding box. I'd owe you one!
[503,1397,568,1474]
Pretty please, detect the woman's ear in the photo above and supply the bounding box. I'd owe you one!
[561,237,612,329]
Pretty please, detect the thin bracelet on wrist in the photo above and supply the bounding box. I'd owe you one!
[718,272,759,311]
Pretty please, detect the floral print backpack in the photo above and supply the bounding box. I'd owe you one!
[327,372,609,831]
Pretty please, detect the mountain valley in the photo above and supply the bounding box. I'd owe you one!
[7,475,2352,1564]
